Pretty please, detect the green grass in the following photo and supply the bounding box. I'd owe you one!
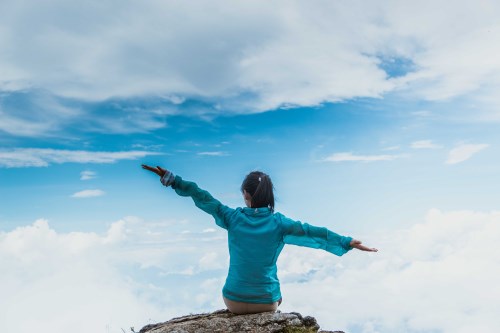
[282,327,318,333]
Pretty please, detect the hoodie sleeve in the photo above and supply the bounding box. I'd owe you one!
[171,175,234,230]
[277,213,352,256]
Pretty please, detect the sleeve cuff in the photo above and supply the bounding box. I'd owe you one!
[341,236,353,251]
[160,171,176,187]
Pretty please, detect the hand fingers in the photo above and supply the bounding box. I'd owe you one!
[360,246,378,252]
[157,166,167,173]
[156,166,167,176]
[142,164,161,176]
[353,242,378,252]
[350,239,379,252]
[142,164,155,171]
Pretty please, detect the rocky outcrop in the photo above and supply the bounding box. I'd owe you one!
[139,309,344,333]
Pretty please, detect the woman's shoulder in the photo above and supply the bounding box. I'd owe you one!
[272,211,286,219]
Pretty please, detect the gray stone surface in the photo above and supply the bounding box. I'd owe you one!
[139,309,344,333]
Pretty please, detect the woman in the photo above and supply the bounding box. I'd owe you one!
[142,165,377,314]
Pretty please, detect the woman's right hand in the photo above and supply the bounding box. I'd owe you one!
[141,164,168,178]
[350,239,378,252]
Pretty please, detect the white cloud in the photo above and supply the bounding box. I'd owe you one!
[198,252,224,271]
[410,140,442,149]
[197,151,229,157]
[382,145,401,151]
[0,217,229,333]
[324,152,400,162]
[0,1,390,111]
[0,219,163,333]
[278,209,500,333]
[131,143,164,151]
[1,0,499,115]
[411,110,431,117]
[80,170,96,180]
[71,189,105,198]
[0,148,161,168]
[446,143,489,164]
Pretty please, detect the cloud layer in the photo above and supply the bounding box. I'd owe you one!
[279,209,500,332]
[0,217,229,333]
[1,0,500,119]
[2,209,499,333]
[0,219,161,333]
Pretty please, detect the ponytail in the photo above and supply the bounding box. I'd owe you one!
[241,171,275,211]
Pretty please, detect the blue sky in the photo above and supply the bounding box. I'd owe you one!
[1,1,500,333]
[2,97,498,231]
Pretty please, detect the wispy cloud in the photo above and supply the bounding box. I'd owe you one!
[410,140,442,149]
[324,152,400,162]
[71,189,105,198]
[382,145,401,151]
[197,151,229,157]
[0,90,174,139]
[411,110,431,117]
[446,143,489,164]
[0,110,55,137]
[131,143,164,151]
[80,170,96,180]
[0,148,162,168]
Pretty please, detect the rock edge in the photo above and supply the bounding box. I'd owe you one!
[139,309,344,333]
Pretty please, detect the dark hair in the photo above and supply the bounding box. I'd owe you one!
[241,171,275,211]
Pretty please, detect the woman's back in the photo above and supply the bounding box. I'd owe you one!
[224,207,285,303]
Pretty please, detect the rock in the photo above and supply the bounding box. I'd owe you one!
[139,309,344,333]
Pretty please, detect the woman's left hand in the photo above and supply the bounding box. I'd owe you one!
[350,239,378,252]
[142,164,168,178]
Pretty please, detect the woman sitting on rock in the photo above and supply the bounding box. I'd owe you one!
[142,165,378,315]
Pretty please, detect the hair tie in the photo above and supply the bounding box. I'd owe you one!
[258,177,261,182]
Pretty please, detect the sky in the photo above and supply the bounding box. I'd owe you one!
[1,1,500,332]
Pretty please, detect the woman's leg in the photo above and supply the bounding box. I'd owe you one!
[223,296,279,315]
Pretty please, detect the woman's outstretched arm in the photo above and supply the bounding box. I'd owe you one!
[142,164,234,229]
[278,213,378,256]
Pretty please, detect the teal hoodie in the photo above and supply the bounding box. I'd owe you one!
[171,175,353,304]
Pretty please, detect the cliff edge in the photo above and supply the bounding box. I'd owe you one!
[139,309,344,333]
